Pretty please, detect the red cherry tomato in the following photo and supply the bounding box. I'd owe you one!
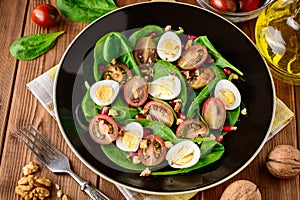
[210,0,237,12]
[31,4,60,28]
[238,0,260,12]
[178,45,208,70]
[202,97,226,130]
[144,101,174,127]
[138,135,166,166]
[89,114,119,144]
[176,119,208,139]
[123,77,148,107]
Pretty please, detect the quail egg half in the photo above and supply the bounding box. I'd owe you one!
[116,122,144,152]
[214,79,241,110]
[148,74,181,100]
[166,140,201,169]
[157,31,182,62]
[90,80,120,106]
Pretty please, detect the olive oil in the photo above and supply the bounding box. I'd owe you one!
[255,0,300,84]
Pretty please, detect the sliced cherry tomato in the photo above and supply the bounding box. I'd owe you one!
[176,119,208,139]
[123,77,148,107]
[202,97,226,130]
[138,135,166,166]
[178,45,208,70]
[184,67,215,89]
[31,4,60,28]
[102,61,132,85]
[210,0,237,12]
[238,0,260,12]
[144,101,174,127]
[133,36,157,67]
[89,114,119,144]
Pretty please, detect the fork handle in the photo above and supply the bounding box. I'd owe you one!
[81,181,112,200]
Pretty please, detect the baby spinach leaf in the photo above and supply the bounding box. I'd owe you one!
[152,60,193,112]
[128,25,164,47]
[10,31,64,60]
[57,0,118,23]
[225,106,240,126]
[81,89,100,122]
[187,66,226,119]
[93,32,141,81]
[152,139,225,176]
[111,96,139,123]
[194,36,243,76]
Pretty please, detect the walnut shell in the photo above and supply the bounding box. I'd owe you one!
[266,144,300,179]
[220,180,261,200]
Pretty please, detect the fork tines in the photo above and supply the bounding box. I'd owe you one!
[15,124,61,165]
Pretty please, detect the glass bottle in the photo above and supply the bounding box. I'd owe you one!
[255,0,300,85]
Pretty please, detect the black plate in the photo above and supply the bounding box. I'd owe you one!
[54,2,275,194]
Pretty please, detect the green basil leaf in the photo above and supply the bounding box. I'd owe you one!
[10,31,64,60]
[57,0,118,23]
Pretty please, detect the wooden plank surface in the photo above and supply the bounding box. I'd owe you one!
[0,0,299,199]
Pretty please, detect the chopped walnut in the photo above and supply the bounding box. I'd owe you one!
[176,118,184,125]
[241,108,247,115]
[140,167,151,176]
[132,156,141,165]
[57,190,63,198]
[108,108,118,117]
[62,194,71,200]
[34,177,51,187]
[22,162,39,176]
[165,141,173,149]
[164,25,172,32]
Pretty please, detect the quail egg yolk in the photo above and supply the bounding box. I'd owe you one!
[171,145,194,166]
[216,89,236,107]
[122,130,140,149]
[161,39,180,57]
[96,85,114,103]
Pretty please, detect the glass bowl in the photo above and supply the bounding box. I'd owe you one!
[196,0,274,23]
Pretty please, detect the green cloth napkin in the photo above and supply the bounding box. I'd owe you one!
[27,65,294,200]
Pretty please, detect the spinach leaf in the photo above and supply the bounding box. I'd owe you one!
[57,0,118,23]
[225,106,240,126]
[128,25,164,47]
[194,36,243,76]
[81,89,100,122]
[152,60,193,112]
[152,139,224,175]
[111,96,139,123]
[93,32,141,81]
[10,31,64,60]
[187,66,226,119]
[101,144,167,172]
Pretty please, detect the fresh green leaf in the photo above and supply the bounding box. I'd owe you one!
[225,106,240,126]
[111,96,139,123]
[10,31,64,60]
[81,89,100,122]
[57,0,118,23]
[194,36,243,76]
[128,25,164,47]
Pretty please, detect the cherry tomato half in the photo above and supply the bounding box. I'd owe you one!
[133,36,158,67]
[202,97,226,130]
[123,77,148,107]
[210,0,237,12]
[176,119,208,139]
[31,4,60,28]
[102,61,132,85]
[184,67,215,89]
[89,114,119,144]
[144,101,174,127]
[178,45,208,70]
[138,135,167,166]
[238,0,260,12]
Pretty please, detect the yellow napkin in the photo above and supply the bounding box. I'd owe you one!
[27,65,294,200]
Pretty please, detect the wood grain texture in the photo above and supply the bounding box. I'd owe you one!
[0,0,299,199]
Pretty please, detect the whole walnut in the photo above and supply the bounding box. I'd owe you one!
[220,180,261,200]
[266,144,300,179]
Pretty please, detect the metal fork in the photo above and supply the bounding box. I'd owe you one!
[15,124,111,200]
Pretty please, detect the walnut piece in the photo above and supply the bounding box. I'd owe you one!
[220,180,261,200]
[22,162,39,176]
[266,144,300,179]
[62,194,71,200]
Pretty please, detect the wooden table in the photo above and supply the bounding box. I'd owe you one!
[0,0,299,199]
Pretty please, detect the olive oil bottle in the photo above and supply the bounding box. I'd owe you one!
[255,0,300,85]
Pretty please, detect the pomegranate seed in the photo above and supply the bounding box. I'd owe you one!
[169,100,176,107]
[143,128,152,136]
[216,135,224,143]
[223,68,232,76]
[188,34,197,40]
[101,107,109,115]
[129,152,138,158]
[222,125,237,132]
[177,113,186,120]
[149,32,158,37]
[135,114,144,119]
